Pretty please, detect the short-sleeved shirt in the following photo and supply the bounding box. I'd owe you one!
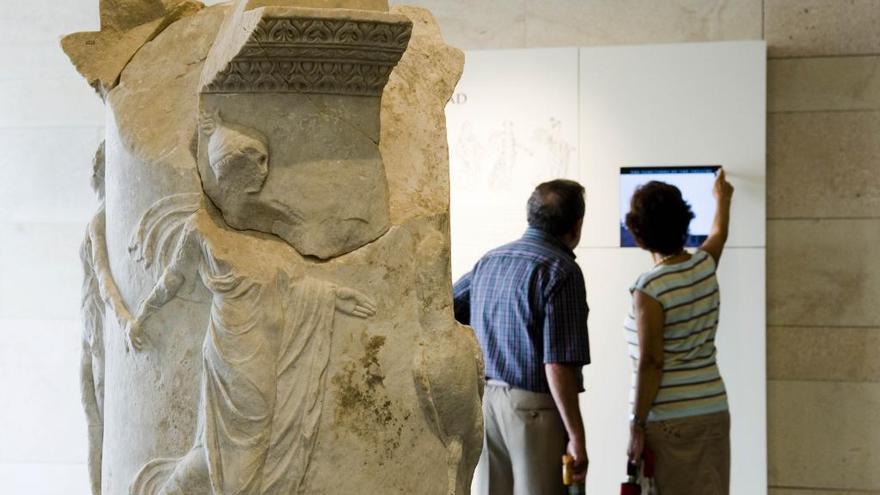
[625,249,729,421]
[453,228,591,393]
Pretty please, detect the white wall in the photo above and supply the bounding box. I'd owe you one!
[447,41,766,494]
[0,1,100,493]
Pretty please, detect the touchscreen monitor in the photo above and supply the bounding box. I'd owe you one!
[620,165,720,248]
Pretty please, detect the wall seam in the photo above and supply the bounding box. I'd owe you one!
[767,217,880,221]
[768,324,880,330]
[768,109,880,116]
[767,378,880,385]
[770,485,880,493]
[0,124,104,130]
[770,53,880,61]
[761,0,765,40]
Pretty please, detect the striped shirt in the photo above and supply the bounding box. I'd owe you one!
[625,249,728,421]
[453,228,591,393]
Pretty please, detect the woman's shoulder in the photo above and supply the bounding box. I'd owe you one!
[691,249,717,273]
[633,251,714,293]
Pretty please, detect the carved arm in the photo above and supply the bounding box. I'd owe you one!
[127,223,199,351]
[89,208,134,327]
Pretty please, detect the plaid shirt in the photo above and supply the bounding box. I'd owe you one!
[453,227,591,393]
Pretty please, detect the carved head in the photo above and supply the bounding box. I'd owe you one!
[200,110,269,194]
[195,9,413,259]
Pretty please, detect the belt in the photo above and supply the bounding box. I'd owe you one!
[486,379,510,388]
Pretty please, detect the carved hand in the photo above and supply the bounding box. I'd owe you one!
[335,287,377,319]
[125,318,147,352]
[116,310,134,332]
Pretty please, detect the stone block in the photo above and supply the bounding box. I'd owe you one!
[768,380,880,490]
[769,56,880,112]
[0,462,90,495]
[389,0,526,48]
[0,0,98,44]
[524,0,762,47]
[0,222,85,320]
[768,326,880,382]
[767,219,880,327]
[0,127,102,223]
[770,489,880,495]
[768,112,880,219]
[0,319,87,464]
[765,0,880,57]
[0,78,103,128]
[0,42,83,82]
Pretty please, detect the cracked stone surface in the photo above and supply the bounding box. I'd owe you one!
[65,1,484,494]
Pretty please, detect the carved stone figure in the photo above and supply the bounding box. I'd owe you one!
[64,1,483,494]
[79,141,134,495]
[127,197,376,494]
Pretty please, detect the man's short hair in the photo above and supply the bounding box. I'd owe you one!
[624,181,694,256]
[526,179,586,236]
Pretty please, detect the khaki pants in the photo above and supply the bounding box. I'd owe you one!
[645,410,731,495]
[473,381,566,495]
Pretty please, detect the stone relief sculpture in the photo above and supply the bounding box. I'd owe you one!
[79,141,135,494]
[127,195,376,494]
[63,1,483,494]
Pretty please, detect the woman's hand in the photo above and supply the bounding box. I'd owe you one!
[125,317,146,352]
[713,168,734,203]
[627,422,646,462]
[335,287,377,319]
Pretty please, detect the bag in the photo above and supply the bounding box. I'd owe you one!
[620,448,657,495]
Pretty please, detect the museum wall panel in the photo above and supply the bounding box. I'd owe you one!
[0,78,103,128]
[0,128,102,223]
[0,0,98,44]
[447,41,767,494]
[0,318,85,464]
[0,223,84,320]
[0,463,89,495]
[0,1,103,492]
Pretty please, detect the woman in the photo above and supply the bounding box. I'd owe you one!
[624,170,734,494]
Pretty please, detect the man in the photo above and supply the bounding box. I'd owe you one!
[454,179,591,494]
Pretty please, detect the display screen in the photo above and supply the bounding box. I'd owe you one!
[620,165,720,248]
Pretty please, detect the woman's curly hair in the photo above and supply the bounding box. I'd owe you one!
[625,181,695,256]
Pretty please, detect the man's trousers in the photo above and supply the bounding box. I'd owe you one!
[473,381,567,495]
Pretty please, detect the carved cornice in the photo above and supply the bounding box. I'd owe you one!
[203,16,412,96]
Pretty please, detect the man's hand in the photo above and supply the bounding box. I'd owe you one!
[567,435,589,482]
[546,363,589,483]
[335,287,377,319]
